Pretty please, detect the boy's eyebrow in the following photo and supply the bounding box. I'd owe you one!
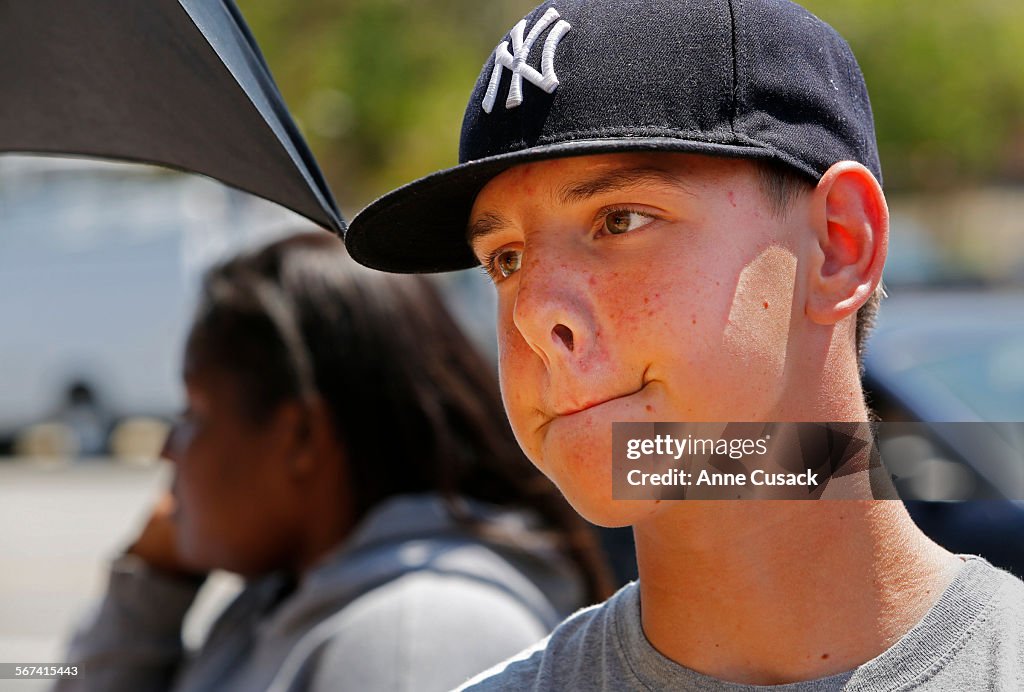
[557,166,689,205]
[467,211,511,252]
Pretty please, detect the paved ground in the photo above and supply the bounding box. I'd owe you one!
[0,459,239,691]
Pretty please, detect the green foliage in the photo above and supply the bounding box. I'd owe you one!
[801,0,1024,190]
[238,0,536,213]
[238,0,1024,209]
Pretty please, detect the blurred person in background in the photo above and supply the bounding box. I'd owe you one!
[55,381,110,458]
[57,230,611,692]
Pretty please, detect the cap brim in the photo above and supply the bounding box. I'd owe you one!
[345,137,779,274]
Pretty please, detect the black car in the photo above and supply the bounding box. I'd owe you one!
[864,289,1024,577]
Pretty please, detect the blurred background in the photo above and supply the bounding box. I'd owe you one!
[1,0,1022,686]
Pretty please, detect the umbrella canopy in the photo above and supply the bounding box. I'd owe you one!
[0,0,344,232]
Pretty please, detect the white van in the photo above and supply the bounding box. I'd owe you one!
[0,154,303,454]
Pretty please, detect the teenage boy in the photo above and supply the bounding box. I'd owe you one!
[345,0,1024,688]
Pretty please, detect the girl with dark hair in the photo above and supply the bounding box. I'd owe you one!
[59,231,611,692]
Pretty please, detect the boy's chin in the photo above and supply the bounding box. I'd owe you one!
[530,421,665,528]
[558,485,663,528]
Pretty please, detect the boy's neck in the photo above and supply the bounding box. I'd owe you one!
[634,500,961,685]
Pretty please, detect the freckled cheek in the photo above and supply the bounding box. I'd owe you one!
[497,347,528,410]
[497,313,534,375]
[498,387,544,468]
[588,272,651,323]
[495,292,524,353]
[592,272,684,343]
[496,325,543,444]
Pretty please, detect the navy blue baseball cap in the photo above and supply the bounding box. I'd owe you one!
[345,0,881,274]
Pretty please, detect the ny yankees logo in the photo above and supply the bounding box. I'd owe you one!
[482,8,572,114]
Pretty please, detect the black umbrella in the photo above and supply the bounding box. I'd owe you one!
[0,0,344,232]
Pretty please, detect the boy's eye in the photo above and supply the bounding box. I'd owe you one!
[488,248,523,279]
[603,210,654,235]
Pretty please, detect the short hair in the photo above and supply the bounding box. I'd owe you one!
[754,159,884,372]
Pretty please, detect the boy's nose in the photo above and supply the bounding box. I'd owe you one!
[552,323,574,352]
[511,249,593,365]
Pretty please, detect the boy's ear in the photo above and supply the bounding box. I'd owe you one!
[804,161,888,326]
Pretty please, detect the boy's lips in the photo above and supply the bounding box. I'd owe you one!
[550,381,650,418]
[554,396,625,417]
[532,368,654,435]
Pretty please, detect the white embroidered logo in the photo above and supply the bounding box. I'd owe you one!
[482,7,572,114]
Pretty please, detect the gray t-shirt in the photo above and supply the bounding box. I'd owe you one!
[460,556,1024,691]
